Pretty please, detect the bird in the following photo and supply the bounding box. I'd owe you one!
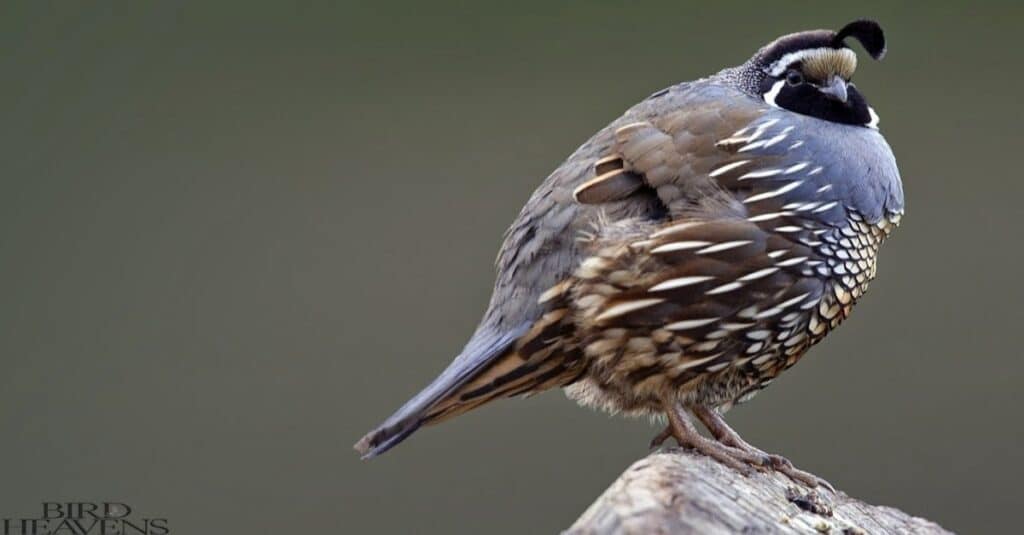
[355,19,903,487]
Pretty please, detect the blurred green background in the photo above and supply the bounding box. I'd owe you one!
[2,2,1022,533]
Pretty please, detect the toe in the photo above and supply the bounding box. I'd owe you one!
[649,427,672,450]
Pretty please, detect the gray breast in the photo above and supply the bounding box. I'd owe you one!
[730,109,905,226]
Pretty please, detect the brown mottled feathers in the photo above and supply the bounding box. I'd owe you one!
[569,216,827,402]
[572,156,644,204]
[423,306,584,424]
[416,87,786,424]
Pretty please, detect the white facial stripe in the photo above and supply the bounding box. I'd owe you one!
[763,79,784,107]
[766,47,855,77]
[866,106,880,129]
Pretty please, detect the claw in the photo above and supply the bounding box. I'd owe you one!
[767,454,834,491]
[688,405,833,491]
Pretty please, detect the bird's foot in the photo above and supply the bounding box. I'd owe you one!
[770,454,834,491]
[737,446,834,491]
[650,423,798,481]
[675,434,769,477]
[659,404,771,476]
[691,405,834,491]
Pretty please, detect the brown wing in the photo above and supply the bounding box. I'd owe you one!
[357,84,809,457]
[418,88,795,420]
[570,217,827,399]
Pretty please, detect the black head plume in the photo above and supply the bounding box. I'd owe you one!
[833,19,886,60]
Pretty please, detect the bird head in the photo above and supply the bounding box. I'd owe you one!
[733,20,886,128]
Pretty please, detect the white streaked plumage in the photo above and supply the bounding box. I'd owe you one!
[775,256,808,267]
[738,168,784,181]
[774,225,804,233]
[744,180,804,203]
[651,240,711,253]
[709,160,752,177]
[812,201,839,213]
[762,127,794,148]
[697,240,753,254]
[776,292,811,310]
[739,267,780,281]
[651,221,703,238]
[649,275,715,292]
[706,281,744,295]
[664,317,719,331]
[671,353,720,372]
[595,298,665,322]
[784,162,810,174]
[747,211,794,222]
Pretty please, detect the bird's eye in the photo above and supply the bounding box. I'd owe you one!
[785,70,804,86]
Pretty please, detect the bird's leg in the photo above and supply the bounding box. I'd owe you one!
[656,401,769,475]
[691,405,762,452]
[692,405,833,491]
[649,425,672,450]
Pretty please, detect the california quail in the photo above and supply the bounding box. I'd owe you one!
[355,20,903,487]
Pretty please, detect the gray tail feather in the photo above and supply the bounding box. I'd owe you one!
[353,322,529,459]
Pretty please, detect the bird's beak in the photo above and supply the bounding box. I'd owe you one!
[819,75,849,104]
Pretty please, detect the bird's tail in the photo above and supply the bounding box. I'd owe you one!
[354,311,582,459]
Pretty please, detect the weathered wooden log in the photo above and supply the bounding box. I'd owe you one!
[566,448,951,534]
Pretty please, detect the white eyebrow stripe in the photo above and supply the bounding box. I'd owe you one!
[766,47,856,76]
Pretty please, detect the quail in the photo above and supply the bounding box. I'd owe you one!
[355,20,903,487]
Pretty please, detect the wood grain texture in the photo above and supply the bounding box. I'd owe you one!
[566,449,951,535]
